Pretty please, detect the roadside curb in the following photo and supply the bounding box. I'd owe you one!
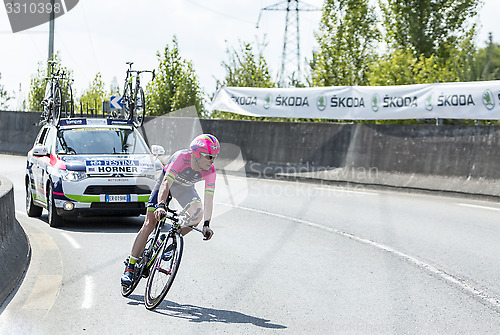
[0,176,31,307]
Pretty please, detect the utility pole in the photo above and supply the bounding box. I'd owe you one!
[48,0,55,60]
[257,0,320,87]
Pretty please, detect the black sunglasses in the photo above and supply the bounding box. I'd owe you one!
[200,152,218,160]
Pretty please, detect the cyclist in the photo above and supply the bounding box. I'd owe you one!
[121,134,220,286]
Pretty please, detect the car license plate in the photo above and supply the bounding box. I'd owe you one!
[105,195,130,202]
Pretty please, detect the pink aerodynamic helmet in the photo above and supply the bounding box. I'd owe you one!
[190,134,220,159]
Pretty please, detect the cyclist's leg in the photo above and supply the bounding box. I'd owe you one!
[130,210,156,258]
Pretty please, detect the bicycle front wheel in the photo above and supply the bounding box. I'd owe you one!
[52,85,62,124]
[133,86,145,127]
[144,233,183,310]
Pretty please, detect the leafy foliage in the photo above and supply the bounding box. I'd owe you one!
[28,53,73,112]
[310,0,380,86]
[218,41,275,88]
[211,41,275,120]
[78,73,108,115]
[147,36,204,117]
[379,0,482,61]
[0,73,12,110]
[367,48,458,86]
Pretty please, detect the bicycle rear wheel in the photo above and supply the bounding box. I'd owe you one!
[144,233,183,310]
[132,86,145,127]
[52,85,62,124]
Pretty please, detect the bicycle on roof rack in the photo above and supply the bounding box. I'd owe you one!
[120,62,155,128]
[121,200,210,310]
[40,60,74,125]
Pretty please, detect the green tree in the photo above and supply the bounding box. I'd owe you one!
[0,73,12,110]
[218,41,275,88]
[28,53,73,112]
[367,48,458,86]
[379,0,482,61]
[148,36,204,117]
[211,41,275,120]
[78,73,108,114]
[475,33,500,80]
[310,0,380,86]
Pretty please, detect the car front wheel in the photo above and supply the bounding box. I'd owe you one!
[47,183,64,228]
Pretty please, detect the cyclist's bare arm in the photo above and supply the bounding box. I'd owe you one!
[155,176,173,221]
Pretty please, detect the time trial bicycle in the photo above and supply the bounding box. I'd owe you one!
[41,60,74,124]
[121,62,154,127]
[121,200,209,310]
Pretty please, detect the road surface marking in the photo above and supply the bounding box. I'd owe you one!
[458,203,500,212]
[315,187,379,196]
[219,202,500,312]
[81,276,93,309]
[31,233,58,250]
[22,275,62,310]
[60,232,81,249]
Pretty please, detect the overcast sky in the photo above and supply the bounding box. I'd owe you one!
[1,0,499,110]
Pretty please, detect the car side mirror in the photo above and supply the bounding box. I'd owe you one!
[33,145,49,157]
[151,145,165,156]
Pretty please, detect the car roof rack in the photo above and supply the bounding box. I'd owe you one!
[58,118,134,127]
[55,100,135,128]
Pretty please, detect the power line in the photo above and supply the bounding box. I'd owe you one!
[257,0,320,87]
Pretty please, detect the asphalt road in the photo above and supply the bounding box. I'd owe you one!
[1,154,500,334]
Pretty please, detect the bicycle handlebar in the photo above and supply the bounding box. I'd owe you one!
[158,205,210,239]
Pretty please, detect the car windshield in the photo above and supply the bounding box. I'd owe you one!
[56,127,150,155]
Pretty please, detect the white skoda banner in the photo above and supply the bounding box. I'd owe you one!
[210,81,500,120]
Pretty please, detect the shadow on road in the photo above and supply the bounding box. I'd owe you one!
[35,214,144,233]
[125,295,286,329]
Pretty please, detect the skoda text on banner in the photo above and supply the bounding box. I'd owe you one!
[210,81,500,120]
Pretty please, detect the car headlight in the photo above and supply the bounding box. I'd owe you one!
[63,170,88,182]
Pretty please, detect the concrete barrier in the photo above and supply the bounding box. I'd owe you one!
[0,176,30,307]
[141,117,500,197]
[1,110,500,197]
[0,111,41,155]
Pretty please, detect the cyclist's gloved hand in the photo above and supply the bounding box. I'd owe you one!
[202,226,213,241]
[154,207,167,221]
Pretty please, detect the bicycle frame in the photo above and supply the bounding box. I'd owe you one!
[121,62,154,127]
[41,61,73,124]
[121,201,201,300]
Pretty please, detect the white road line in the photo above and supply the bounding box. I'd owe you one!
[218,202,500,311]
[458,203,500,212]
[315,187,379,196]
[81,276,93,309]
[60,232,82,249]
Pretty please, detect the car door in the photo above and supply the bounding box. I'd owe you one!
[33,126,57,204]
[31,127,49,202]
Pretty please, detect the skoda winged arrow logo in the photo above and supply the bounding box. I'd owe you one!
[425,93,433,111]
[264,94,271,109]
[371,94,379,112]
[482,90,495,110]
[316,95,326,111]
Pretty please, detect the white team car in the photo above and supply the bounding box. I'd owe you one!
[25,118,164,227]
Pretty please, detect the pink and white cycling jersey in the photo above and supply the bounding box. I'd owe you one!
[163,149,216,195]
